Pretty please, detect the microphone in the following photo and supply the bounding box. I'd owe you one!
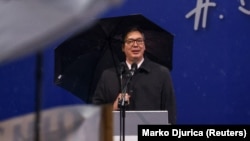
[121,62,137,93]
[118,62,128,108]
[130,62,137,76]
[119,62,126,76]
[119,62,126,93]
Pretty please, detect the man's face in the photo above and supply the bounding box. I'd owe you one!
[122,31,145,63]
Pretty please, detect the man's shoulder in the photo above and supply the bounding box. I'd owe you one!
[144,58,170,73]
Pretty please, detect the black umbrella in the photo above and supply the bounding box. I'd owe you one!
[54,14,174,103]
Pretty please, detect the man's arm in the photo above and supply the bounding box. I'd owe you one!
[161,68,177,125]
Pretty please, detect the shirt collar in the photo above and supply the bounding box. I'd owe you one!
[126,58,144,70]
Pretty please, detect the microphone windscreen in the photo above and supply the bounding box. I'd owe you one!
[131,63,137,71]
[119,62,126,75]
[130,63,137,76]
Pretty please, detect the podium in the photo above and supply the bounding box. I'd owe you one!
[113,111,169,141]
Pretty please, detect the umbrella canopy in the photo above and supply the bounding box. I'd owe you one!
[54,14,174,103]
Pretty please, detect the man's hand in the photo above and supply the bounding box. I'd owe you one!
[113,93,130,110]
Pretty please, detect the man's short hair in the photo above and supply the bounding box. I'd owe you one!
[121,26,145,42]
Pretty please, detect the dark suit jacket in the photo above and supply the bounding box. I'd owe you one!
[92,58,176,124]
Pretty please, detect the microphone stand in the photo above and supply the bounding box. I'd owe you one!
[118,72,133,141]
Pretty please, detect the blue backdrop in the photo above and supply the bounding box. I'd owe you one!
[0,0,250,124]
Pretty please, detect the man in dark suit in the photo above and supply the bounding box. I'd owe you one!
[92,27,176,124]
